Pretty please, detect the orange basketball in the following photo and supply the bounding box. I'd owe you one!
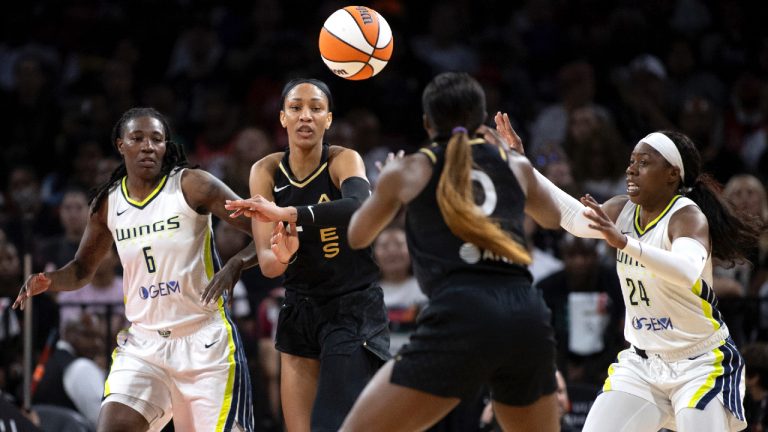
[319,6,394,80]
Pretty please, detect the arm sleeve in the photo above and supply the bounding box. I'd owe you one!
[622,236,708,287]
[533,170,603,238]
[295,176,370,227]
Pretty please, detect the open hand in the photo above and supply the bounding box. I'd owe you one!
[580,194,628,249]
[271,222,299,264]
[374,150,405,172]
[494,112,525,155]
[13,273,51,310]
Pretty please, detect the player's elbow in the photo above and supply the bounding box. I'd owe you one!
[346,225,371,250]
[538,214,562,230]
[260,264,285,279]
[347,234,368,250]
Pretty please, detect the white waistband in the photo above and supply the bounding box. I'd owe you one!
[129,314,222,339]
[640,326,731,362]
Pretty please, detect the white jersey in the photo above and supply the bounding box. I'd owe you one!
[615,195,727,352]
[107,168,222,332]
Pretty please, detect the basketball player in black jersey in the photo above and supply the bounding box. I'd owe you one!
[225,79,389,432]
[339,72,564,432]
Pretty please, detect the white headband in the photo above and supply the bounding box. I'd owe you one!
[640,132,684,181]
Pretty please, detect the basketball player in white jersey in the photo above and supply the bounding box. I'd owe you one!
[13,107,258,432]
[496,113,763,431]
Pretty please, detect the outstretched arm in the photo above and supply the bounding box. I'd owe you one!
[234,157,299,278]
[227,148,371,227]
[581,196,710,287]
[14,202,113,309]
[348,154,432,249]
[493,111,625,236]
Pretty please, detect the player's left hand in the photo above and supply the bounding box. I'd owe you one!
[200,259,242,307]
[374,150,405,172]
[580,194,628,249]
[271,221,299,265]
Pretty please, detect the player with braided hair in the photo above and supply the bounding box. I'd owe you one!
[14,107,258,431]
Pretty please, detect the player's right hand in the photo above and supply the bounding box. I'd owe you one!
[493,111,525,155]
[12,273,51,310]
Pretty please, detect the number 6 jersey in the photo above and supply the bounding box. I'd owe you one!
[615,195,727,352]
[107,168,223,331]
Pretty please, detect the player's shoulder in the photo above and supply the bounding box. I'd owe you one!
[179,167,219,191]
[669,198,707,225]
[602,195,631,222]
[328,145,362,161]
[378,152,432,192]
[253,152,284,175]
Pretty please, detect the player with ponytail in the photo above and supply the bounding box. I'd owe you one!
[494,113,762,431]
[342,72,563,432]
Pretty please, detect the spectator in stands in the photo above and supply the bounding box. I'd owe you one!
[530,61,603,153]
[537,235,623,386]
[2,166,61,255]
[35,188,89,271]
[564,105,628,203]
[32,313,105,428]
[57,246,126,341]
[0,231,22,401]
[480,370,577,432]
[716,174,768,343]
[222,127,276,200]
[373,224,427,354]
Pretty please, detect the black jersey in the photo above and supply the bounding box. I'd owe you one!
[273,144,378,297]
[405,138,531,297]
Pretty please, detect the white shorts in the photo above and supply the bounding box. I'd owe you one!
[601,337,746,431]
[103,313,253,431]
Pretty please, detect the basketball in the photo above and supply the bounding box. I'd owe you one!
[319,6,393,80]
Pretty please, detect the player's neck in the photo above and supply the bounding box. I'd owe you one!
[124,175,164,202]
[288,144,323,179]
[638,193,678,227]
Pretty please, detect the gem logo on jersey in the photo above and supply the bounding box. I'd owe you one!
[632,316,674,331]
[139,280,181,300]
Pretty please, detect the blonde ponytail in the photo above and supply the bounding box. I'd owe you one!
[436,129,531,264]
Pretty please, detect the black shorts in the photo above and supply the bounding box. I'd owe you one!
[275,285,390,362]
[391,275,557,406]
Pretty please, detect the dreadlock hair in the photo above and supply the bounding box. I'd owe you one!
[422,72,531,264]
[661,130,764,264]
[280,78,334,112]
[88,107,191,214]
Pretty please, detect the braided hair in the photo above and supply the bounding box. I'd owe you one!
[662,130,764,263]
[88,107,190,214]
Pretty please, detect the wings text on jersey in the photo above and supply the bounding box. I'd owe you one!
[115,215,181,242]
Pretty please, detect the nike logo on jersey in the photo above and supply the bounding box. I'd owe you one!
[274,184,290,193]
[204,340,219,349]
[621,230,631,235]
[117,208,129,216]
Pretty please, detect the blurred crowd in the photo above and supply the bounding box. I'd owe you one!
[1,0,768,430]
